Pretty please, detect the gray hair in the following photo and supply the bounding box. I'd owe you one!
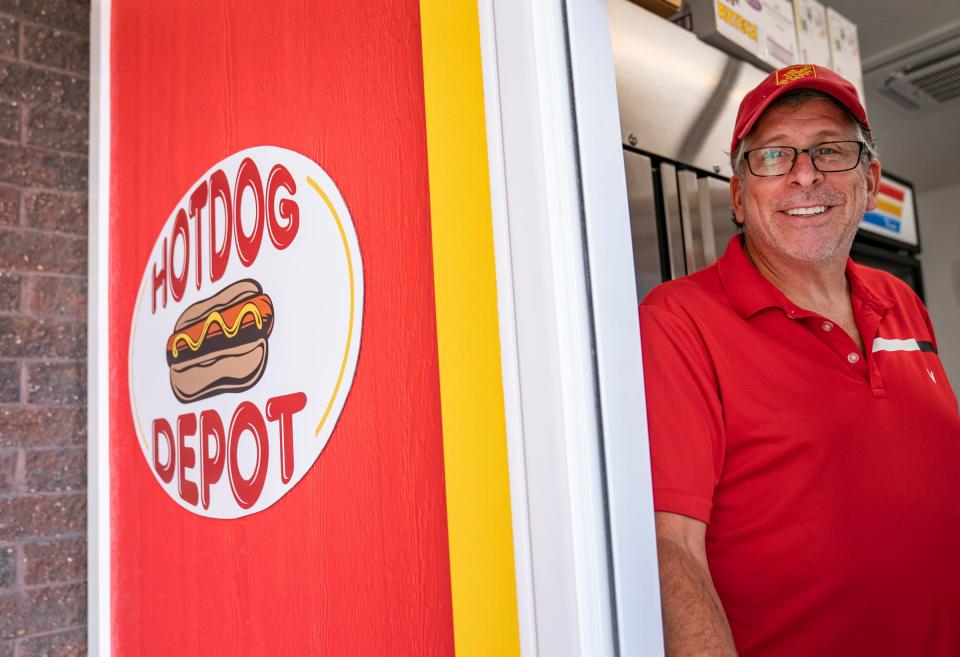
[730,89,878,178]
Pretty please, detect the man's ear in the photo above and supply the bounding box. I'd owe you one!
[865,158,881,212]
[730,175,746,225]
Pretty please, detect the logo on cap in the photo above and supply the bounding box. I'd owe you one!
[775,64,817,86]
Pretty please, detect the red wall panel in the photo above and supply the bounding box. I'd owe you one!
[109,2,454,654]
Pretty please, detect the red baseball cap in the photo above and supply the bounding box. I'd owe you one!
[731,64,869,154]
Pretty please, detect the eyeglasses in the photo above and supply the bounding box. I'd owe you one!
[743,140,866,177]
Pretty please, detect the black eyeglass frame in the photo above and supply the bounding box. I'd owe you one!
[743,140,867,177]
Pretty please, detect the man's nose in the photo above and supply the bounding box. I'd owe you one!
[786,151,824,186]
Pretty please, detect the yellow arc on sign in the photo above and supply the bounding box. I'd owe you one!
[306,175,356,437]
[169,302,264,358]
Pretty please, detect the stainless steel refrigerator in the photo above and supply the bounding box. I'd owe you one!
[610,0,927,303]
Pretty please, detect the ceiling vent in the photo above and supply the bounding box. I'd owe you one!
[865,23,960,112]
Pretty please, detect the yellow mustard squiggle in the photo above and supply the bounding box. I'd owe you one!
[171,302,264,358]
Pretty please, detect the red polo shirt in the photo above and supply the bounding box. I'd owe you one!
[640,235,960,657]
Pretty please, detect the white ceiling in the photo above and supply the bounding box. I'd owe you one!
[826,0,960,191]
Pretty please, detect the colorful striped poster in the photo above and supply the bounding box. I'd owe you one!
[861,174,918,247]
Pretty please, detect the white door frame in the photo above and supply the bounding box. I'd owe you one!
[87,1,112,656]
[479,0,664,655]
[564,1,665,655]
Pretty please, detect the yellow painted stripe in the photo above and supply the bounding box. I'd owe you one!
[419,3,521,657]
[877,196,903,219]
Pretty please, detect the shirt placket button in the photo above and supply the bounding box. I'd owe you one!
[847,352,860,364]
[821,321,833,332]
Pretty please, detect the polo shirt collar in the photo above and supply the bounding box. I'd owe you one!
[846,257,896,312]
[716,235,895,319]
[717,235,793,318]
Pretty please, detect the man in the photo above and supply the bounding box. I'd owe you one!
[640,64,960,657]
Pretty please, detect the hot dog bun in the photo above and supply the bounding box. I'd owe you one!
[170,338,268,403]
[166,279,274,403]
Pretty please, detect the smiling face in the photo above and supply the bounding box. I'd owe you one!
[731,98,881,267]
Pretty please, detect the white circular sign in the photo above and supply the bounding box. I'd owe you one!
[128,146,364,518]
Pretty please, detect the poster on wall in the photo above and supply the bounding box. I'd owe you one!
[758,0,799,69]
[826,7,867,108]
[688,0,798,70]
[793,0,832,67]
[100,1,520,655]
[860,173,920,249]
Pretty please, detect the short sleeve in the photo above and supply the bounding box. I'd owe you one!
[639,303,726,523]
[915,293,939,353]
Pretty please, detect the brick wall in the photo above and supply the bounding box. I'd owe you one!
[0,1,89,656]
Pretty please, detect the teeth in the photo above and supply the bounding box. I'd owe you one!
[785,206,827,216]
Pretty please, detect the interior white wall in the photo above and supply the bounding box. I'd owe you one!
[918,181,960,399]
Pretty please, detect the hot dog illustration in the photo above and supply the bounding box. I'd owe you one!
[166,279,274,403]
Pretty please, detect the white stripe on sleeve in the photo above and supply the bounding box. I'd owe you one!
[872,337,921,353]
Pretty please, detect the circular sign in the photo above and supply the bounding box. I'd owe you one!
[128,146,364,518]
